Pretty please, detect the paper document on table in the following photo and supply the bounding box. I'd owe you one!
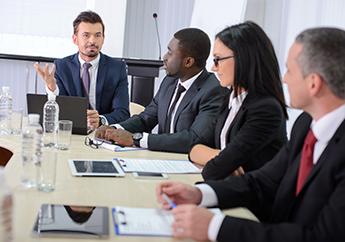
[114,158,201,174]
[112,206,221,237]
[92,138,146,152]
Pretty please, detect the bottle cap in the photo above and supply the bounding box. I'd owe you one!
[28,113,40,124]
[47,93,56,101]
[1,86,10,93]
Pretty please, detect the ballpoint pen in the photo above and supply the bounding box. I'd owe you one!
[162,193,176,209]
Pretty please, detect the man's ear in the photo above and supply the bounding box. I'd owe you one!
[184,57,195,68]
[308,73,324,96]
[72,34,78,45]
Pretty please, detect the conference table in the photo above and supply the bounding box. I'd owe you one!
[1,133,257,242]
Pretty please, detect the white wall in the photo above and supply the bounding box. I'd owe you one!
[0,0,127,58]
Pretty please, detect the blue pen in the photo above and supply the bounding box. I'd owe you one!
[162,193,176,209]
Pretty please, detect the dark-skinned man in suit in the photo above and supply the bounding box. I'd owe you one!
[96,28,228,153]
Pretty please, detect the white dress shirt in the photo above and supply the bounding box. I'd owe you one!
[114,71,203,148]
[197,103,345,242]
[220,91,247,149]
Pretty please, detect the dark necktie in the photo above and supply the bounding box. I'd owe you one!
[165,84,186,133]
[82,62,92,96]
[296,129,317,195]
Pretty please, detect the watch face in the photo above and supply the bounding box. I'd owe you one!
[99,117,106,125]
[133,133,143,140]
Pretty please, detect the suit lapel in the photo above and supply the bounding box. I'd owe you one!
[215,106,230,148]
[225,94,253,142]
[172,70,208,129]
[95,53,106,110]
[71,54,83,97]
[271,115,311,221]
[160,79,178,132]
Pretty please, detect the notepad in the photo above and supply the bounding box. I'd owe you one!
[112,206,221,237]
[114,158,201,174]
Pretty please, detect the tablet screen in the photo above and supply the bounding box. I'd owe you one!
[68,159,125,177]
[74,160,118,173]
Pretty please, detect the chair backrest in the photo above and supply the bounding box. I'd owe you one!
[129,102,145,117]
[0,147,13,167]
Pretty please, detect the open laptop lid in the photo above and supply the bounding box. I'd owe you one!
[26,93,88,135]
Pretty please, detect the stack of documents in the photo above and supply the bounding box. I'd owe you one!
[114,158,201,174]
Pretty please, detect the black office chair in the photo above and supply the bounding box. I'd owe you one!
[0,147,13,166]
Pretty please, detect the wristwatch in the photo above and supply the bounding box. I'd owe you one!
[132,132,143,147]
[99,116,107,126]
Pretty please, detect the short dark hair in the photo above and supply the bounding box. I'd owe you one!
[296,27,345,99]
[174,28,211,68]
[216,21,288,118]
[73,11,105,35]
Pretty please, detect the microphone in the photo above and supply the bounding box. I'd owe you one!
[153,13,162,60]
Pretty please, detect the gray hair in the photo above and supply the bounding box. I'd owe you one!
[295,27,345,99]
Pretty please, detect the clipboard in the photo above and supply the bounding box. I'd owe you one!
[111,206,221,237]
[112,207,173,237]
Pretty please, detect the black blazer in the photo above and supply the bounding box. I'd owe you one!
[54,52,130,124]
[206,112,345,242]
[201,93,287,180]
[119,69,229,153]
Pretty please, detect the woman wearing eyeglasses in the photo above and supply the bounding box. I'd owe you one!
[189,21,288,180]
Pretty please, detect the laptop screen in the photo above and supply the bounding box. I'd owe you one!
[26,93,88,135]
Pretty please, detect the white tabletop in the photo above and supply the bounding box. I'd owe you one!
[1,133,257,242]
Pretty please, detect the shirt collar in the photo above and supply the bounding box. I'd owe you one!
[78,53,100,69]
[311,103,345,144]
[177,70,203,91]
[228,90,248,109]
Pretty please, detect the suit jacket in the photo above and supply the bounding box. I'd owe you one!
[119,69,229,153]
[54,52,130,124]
[206,112,345,242]
[201,93,287,180]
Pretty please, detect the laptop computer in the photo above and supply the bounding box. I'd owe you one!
[26,93,88,135]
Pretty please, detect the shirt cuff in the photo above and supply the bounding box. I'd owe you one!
[112,124,124,129]
[45,84,59,96]
[195,184,219,207]
[140,132,149,148]
[208,213,226,242]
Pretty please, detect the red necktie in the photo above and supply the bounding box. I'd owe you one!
[296,129,317,195]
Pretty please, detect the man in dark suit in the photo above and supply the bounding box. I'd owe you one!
[96,28,228,153]
[156,27,345,242]
[34,11,129,129]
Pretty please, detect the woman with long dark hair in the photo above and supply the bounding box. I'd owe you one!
[190,21,288,180]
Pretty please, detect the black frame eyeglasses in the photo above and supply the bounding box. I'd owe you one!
[213,55,234,67]
[84,136,104,149]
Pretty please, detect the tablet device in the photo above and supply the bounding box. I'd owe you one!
[32,204,109,238]
[68,159,125,177]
